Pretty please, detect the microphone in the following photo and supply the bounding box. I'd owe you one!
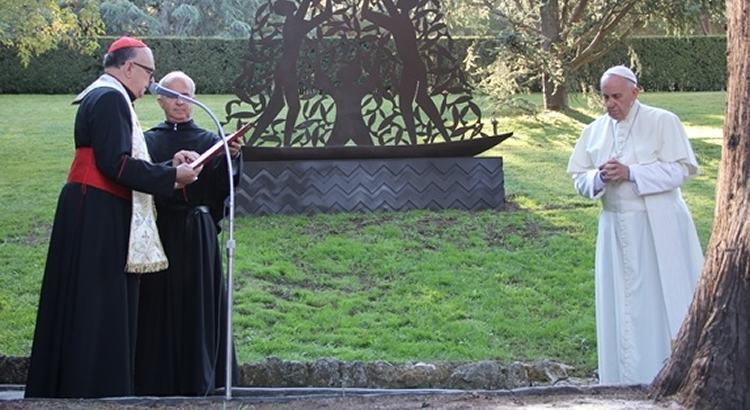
[148,82,193,101]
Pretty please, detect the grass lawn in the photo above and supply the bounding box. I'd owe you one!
[0,91,724,376]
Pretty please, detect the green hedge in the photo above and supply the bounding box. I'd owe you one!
[0,36,727,94]
[574,36,727,92]
[0,37,247,94]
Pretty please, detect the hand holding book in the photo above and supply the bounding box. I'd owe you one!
[189,122,252,170]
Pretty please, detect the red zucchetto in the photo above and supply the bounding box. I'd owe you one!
[107,36,147,53]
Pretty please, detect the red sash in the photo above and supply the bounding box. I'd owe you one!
[67,147,131,200]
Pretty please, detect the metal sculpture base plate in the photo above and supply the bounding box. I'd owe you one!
[236,156,504,215]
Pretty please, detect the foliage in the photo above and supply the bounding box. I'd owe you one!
[99,0,161,35]
[0,0,103,67]
[464,0,725,110]
[0,36,728,95]
[0,37,248,94]
[440,0,502,36]
[0,92,722,373]
[464,39,540,115]
[574,35,727,92]
[98,0,258,38]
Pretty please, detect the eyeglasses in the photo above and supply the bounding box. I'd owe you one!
[131,61,155,79]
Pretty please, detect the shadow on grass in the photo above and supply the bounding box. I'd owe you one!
[561,108,595,125]
[504,108,594,148]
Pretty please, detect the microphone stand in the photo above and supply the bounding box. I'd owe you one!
[148,84,236,399]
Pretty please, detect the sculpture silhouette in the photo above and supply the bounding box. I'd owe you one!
[226,0,502,151]
[248,0,332,146]
[314,42,387,146]
[362,0,451,144]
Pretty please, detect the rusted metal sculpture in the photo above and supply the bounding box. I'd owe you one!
[361,0,452,144]
[246,0,332,146]
[226,0,509,155]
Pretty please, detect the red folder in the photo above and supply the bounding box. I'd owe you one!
[190,122,252,169]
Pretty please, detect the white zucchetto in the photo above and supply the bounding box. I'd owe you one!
[602,65,638,85]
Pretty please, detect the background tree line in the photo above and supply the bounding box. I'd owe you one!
[0,0,726,112]
[0,36,727,95]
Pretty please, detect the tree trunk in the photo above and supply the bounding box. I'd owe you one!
[650,0,750,408]
[539,0,567,111]
[699,12,714,35]
[542,73,567,111]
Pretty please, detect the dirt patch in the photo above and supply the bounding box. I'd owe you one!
[1,386,684,409]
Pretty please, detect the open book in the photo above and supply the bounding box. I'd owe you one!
[189,122,252,170]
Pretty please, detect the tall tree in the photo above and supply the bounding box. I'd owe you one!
[650,0,750,408]
[99,0,258,38]
[98,0,159,35]
[0,0,103,66]
[473,0,724,110]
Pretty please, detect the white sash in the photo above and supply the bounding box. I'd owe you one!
[74,74,168,273]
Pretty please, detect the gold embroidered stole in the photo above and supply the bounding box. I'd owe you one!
[74,75,168,273]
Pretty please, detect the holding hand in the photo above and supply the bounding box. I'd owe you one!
[174,163,203,189]
[229,137,244,158]
[599,159,630,183]
[172,150,200,166]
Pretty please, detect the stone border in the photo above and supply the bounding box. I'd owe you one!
[1,356,593,389]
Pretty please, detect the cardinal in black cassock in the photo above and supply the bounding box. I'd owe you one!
[134,71,241,396]
[25,38,203,398]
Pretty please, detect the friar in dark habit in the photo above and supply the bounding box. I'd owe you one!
[25,37,203,398]
[134,71,241,396]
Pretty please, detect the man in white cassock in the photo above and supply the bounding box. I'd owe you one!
[567,65,704,385]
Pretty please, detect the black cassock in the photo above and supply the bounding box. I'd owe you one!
[25,84,177,398]
[134,119,240,396]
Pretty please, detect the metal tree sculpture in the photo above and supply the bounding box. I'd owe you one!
[225,0,489,147]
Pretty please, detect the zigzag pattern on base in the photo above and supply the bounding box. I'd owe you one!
[237,157,505,215]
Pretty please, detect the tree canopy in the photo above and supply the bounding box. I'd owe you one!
[0,0,103,66]
[98,0,259,38]
[461,0,725,110]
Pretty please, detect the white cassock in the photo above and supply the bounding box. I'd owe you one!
[567,100,704,384]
